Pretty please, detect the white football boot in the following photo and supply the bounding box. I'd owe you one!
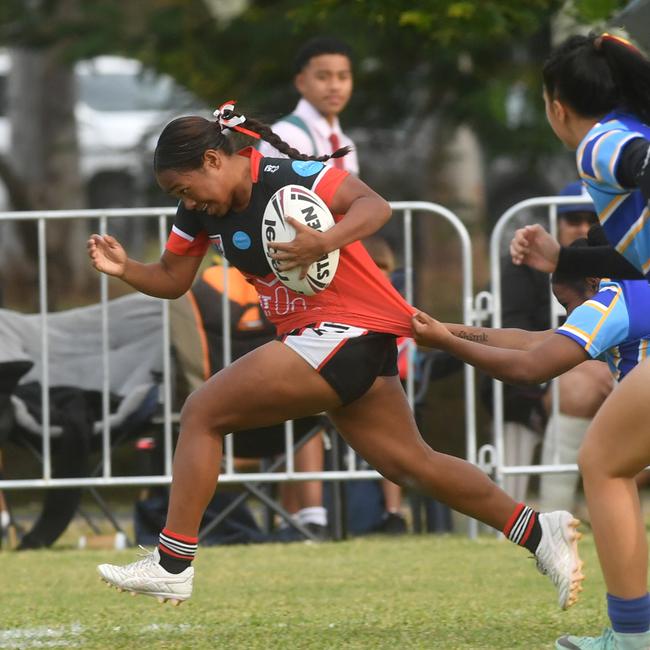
[556,627,650,649]
[535,510,584,610]
[97,547,193,605]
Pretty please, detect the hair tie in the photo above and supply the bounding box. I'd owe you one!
[213,100,261,139]
[597,32,640,55]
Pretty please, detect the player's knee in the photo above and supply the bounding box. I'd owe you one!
[577,440,609,481]
[179,390,229,437]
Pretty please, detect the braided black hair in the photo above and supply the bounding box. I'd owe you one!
[154,111,350,173]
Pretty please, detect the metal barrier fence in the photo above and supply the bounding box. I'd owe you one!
[0,202,477,508]
[481,194,597,489]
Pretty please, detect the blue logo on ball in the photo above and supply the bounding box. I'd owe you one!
[232,231,251,250]
[291,160,324,177]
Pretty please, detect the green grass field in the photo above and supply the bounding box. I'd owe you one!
[0,532,610,649]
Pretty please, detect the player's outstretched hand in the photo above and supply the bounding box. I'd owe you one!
[510,224,560,273]
[411,311,452,348]
[268,216,327,279]
[87,234,127,278]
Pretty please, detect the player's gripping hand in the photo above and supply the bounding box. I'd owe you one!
[411,311,452,348]
[510,224,560,273]
[268,216,328,279]
[87,234,127,278]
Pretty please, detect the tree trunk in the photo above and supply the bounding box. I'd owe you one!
[5,46,90,310]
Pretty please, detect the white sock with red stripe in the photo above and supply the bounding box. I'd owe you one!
[503,503,542,553]
[158,528,198,574]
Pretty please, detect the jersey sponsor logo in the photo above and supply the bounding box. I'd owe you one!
[263,164,280,173]
[291,160,324,177]
[232,230,252,250]
[258,285,307,318]
[210,234,224,255]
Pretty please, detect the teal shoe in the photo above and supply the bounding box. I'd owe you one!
[556,628,650,650]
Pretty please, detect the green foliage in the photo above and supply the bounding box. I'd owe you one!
[0,0,629,162]
[573,0,627,23]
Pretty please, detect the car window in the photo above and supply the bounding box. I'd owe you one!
[77,72,200,112]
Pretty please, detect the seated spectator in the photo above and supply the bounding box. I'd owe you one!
[486,180,608,506]
[537,185,612,511]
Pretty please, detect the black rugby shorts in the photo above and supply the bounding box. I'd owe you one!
[281,322,398,405]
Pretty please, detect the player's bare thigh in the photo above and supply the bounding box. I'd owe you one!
[579,357,650,477]
[328,374,429,478]
[180,340,342,434]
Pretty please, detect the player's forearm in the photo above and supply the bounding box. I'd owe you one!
[443,324,551,351]
[440,335,554,385]
[121,258,190,299]
[322,196,391,252]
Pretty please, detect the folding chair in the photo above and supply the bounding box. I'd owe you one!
[134,413,338,544]
[0,294,165,549]
[4,380,161,549]
[200,416,330,543]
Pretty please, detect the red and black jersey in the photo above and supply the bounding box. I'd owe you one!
[166,148,415,337]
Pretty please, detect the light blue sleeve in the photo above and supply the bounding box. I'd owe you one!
[556,284,630,358]
[585,129,644,192]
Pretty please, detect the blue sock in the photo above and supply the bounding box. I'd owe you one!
[607,593,650,634]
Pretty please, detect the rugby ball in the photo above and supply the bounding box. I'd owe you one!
[262,184,340,296]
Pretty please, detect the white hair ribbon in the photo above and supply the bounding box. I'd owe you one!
[213,100,246,129]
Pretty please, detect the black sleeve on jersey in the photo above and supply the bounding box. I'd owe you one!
[556,244,644,279]
[173,202,204,236]
[617,137,650,201]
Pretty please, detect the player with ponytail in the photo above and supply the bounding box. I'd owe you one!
[508,33,650,650]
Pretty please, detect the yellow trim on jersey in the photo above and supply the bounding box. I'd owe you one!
[599,193,627,226]
[560,323,591,344]
[582,299,608,314]
[615,207,650,255]
[639,340,649,364]
[577,132,601,182]
[608,133,637,183]
[592,130,622,182]
[585,286,622,351]
[642,257,650,275]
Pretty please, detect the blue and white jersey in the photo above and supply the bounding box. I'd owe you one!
[556,279,650,381]
[577,112,650,277]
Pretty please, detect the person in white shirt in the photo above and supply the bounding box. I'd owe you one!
[258,36,359,175]
[261,37,408,535]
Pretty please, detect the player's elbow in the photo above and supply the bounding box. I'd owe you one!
[504,358,551,385]
[372,197,392,227]
[167,287,189,300]
[380,198,392,222]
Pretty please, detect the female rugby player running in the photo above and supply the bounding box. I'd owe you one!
[89,102,582,616]
[503,32,650,650]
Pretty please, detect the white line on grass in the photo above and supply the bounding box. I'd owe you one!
[0,623,83,648]
[0,623,202,648]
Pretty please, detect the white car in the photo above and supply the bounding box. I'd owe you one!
[0,52,205,210]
